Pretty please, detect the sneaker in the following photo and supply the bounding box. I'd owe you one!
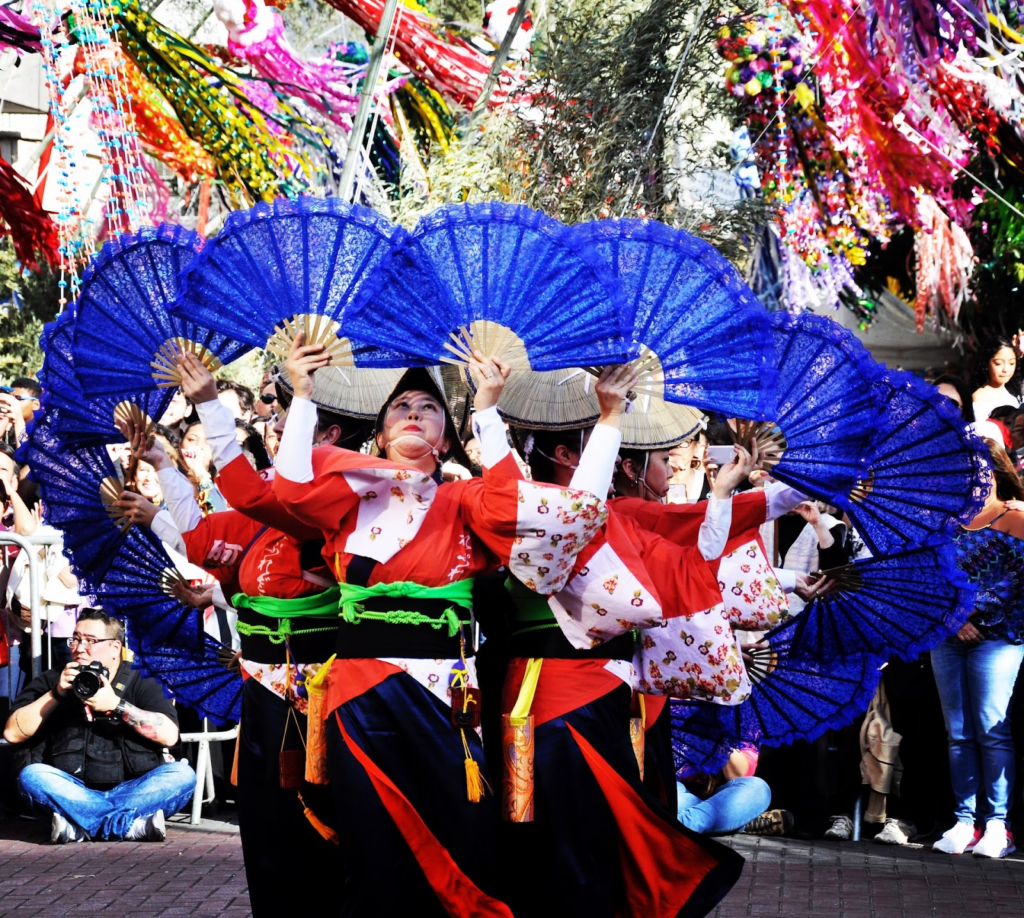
[824,814,853,840]
[932,821,980,855]
[742,809,795,836]
[972,821,1016,859]
[49,811,81,844]
[126,809,166,842]
[874,818,917,846]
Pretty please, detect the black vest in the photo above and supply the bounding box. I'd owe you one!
[23,662,166,788]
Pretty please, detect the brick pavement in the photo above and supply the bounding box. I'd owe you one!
[0,812,248,917]
[713,835,1024,918]
[4,813,1024,917]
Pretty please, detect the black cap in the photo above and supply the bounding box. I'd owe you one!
[374,368,473,471]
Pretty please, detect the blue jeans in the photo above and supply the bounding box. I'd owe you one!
[18,761,197,839]
[676,776,772,835]
[931,637,1024,824]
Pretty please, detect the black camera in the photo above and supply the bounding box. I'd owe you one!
[71,662,109,700]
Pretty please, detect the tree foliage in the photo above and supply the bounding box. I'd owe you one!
[0,241,60,381]
[510,0,770,259]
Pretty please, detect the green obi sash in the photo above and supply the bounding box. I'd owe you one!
[233,579,476,643]
[506,577,560,635]
[232,588,341,644]
[337,579,475,639]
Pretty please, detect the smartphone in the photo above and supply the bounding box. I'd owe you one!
[705,445,737,467]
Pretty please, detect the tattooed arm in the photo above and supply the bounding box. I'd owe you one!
[112,699,179,746]
[85,676,179,746]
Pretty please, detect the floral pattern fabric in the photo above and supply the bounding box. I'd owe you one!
[507,482,608,596]
[547,541,663,648]
[632,604,752,704]
[717,539,791,631]
[243,655,482,735]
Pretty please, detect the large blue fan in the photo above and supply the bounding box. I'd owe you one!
[344,202,630,371]
[92,525,207,650]
[20,408,130,583]
[130,632,242,728]
[670,614,885,776]
[38,312,172,446]
[743,312,886,499]
[173,196,405,365]
[835,369,992,555]
[573,219,777,420]
[71,224,250,398]
[790,542,976,664]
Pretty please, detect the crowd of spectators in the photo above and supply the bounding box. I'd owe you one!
[2,345,1024,858]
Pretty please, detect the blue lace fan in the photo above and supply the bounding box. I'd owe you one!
[573,219,777,420]
[670,614,885,775]
[835,369,993,555]
[173,197,405,365]
[790,542,976,664]
[71,224,250,398]
[38,312,172,446]
[20,408,131,583]
[91,526,207,650]
[130,632,242,727]
[734,312,886,499]
[344,202,630,372]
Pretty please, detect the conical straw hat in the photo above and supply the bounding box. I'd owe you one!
[275,364,405,420]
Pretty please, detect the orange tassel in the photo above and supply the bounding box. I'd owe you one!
[298,792,340,845]
[465,756,484,804]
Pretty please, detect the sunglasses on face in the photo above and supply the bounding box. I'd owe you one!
[259,393,277,404]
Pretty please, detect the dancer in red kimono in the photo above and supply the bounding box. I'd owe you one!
[115,355,361,918]
[494,418,752,918]
[269,334,643,917]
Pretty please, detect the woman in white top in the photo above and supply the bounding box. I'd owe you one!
[972,338,1022,422]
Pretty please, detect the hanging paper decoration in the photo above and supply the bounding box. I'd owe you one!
[113,0,326,202]
[0,156,58,268]
[118,54,216,183]
[324,0,524,110]
[213,0,360,120]
[29,0,93,308]
[914,193,974,331]
[0,4,43,53]
[67,0,151,235]
[482,1,535,60]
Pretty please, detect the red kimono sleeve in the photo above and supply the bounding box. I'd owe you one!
[611,491,768,547]
[179,509,266,596]
[216,454,321,543]
[459,476,607,595]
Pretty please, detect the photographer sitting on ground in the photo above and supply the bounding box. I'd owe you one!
[2,609,196,843]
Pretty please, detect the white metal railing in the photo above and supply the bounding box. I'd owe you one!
[1,531,63,696]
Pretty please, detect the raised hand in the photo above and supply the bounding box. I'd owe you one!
[285,330,331,401]
[712,440,758,498]
[468,350,511,412]
[113,490,160,528]
[594,363,642,429]
[175,350,219,404]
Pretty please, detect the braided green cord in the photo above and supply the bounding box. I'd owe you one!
[235,619,337,645]
[341,604,468,638]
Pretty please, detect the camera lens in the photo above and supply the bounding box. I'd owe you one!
[70,663,109,700]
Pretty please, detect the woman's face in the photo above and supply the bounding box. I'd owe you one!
[669,440,696,474]
[621,449,673,501]
[160,389,188,427]
[642,449,674,500]
[377,390,449,461]
[181,425,212,467]
[135,461,162,502]
[989,347,1017,388]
